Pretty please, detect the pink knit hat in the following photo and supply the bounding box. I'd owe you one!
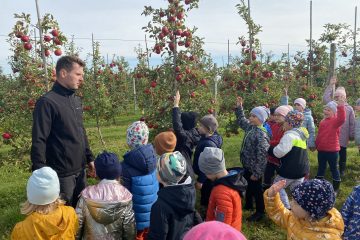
[183,221,247,240]
[294,98,307,109]
[275,105,293,117]
[335,87,346,98]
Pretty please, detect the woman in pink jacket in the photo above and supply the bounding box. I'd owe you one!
[315,100,346,195]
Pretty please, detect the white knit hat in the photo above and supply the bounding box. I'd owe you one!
[27,167,60,205]
[294,98,307,109]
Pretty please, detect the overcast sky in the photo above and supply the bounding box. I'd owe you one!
[0,0,358,73]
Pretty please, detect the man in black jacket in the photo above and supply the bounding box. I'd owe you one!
[31,56,95,207]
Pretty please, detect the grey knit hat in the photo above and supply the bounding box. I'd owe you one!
[356,98,360,106]
[199,147,226,175]
[325,101,337,113]
[199,114,218,133]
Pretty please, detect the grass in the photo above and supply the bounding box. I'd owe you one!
[1,114,359,239]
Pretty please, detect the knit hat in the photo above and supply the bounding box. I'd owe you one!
[154,131,177,155]
[325,101,338,113]
[294,98,307,109]
[27,167,60,205]
[291,179,335,220]
[183,221,247,240]
[126,121,149,149]
[355,98,360,106]
[95,152,122,180]
[285,110,304,128]
[275,105,293,117]
[335,87,346,99]
[181,111,199,130]
[199,147,226,175]
[199,114,218,133]
[250,106,270,124]
[157,151,187,185]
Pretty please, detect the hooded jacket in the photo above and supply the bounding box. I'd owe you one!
[323,86,355,147]
[206,168,247,231]
[193,132,223,183]
[11,205,78,240]
[316,105,346,152]
[75,180,136,240]
[172,107,201,163]
[268,128,309,179]
[264,190,344,240]
[280,95,316,148]
[235,107,270,179]
[122,144,159,230]
[148,179,197,240]
[31,82,94,177]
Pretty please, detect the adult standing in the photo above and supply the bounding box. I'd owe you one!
[323,77,355,177]
[31,56,95,207]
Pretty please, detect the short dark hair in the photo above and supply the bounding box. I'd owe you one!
[56,56,85,77]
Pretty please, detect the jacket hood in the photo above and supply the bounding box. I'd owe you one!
[27,206,77,238]
[158,183,196,216]
[304,108,312,116]
[123,144,157,174]
[213,168,248,194]
[82,181,133,225]
[201,131,223,148]
[289,127,309,141]
[181,111,200,130]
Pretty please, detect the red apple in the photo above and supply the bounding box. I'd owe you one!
[159,11,165,17]
[200,79,207,85]
[54,49,62,56]
[185,41,191,48]
[51,29,59,37]
[168,16,176,22]
[144,88,151,94]
[175,66,181,72]
[44,49,51,57]
[24,43,32,50]
[21,35,30,42]
[158,32,165,39]
[174,29,182,36]
[176,74,183,81]
[162,26,169,35]
[44,35,52,42]
[177,12,184,20]
[190,92,196,98]
[2,132,11,140]
[150,81,157,88]
[208,108,214,114]
[185,67,191,74]
[168,42,175,51]
[53,37,62,45]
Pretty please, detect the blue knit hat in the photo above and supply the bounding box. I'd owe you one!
[95,152,122,180]
[291,179,335,220]
[250,106,270,123]
[325,101,338,113]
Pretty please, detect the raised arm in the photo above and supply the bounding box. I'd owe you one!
[235,97,251,131]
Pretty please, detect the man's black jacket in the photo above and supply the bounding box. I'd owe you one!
[31,82,94,177]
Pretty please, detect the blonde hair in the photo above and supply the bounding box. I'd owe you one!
[20,198,65,215]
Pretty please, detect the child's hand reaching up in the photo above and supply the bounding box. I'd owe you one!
[268,180,287,197]
[236,96,243,108]
[174,90,180,107]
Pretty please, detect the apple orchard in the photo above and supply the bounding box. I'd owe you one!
[0,0,359,164]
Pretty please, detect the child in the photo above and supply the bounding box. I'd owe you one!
[235,96,270,222]
[268,110,309,209]
[193,113,223,215]
[281,88,316,151]
[263,105,292,191]
[183,221,247,240]
[198,147,247,230]
[75,152,136,239]
[355,98,360,153]
[172,90,201,163]
[315,100,345,195]
[154,131,177,156]
[148,151,197,240]
[341,185,360,240]
[122,121,159,240]
[264,179,344,239]
[11,167,78,240]
[323,77,355,176]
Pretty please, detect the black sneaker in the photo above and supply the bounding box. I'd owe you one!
[246,212,264,222]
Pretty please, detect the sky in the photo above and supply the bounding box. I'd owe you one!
[0,0,358,74]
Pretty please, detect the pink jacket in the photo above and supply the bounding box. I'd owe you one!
[323,85,355,147]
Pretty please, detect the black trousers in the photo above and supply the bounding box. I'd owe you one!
[263,162,279,188]
[244,169,265,214]
[339,146,347,173]
[59,170,86,208]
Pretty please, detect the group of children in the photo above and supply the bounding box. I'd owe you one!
[11,85,360,239]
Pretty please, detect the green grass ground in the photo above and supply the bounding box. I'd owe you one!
[1,114,359,239]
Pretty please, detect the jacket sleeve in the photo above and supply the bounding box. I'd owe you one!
[335,105,346,128]
[172,107,187,140]
[355,117,360,145]
[253,132,270,179]
[323,85,333,104]
[235,107,251,131]
[75,197,85,240]
[348,107,356,141]
[264,190,292,230]
[83,127,95,164]
[122,202,136,240]
[206,191,234,227]
[30,98,54,171]
[272,133,293,158]
[11,223,22,240]
[306,115,316,148]
[147,202,169,240]
[280,95,289,105]
[341,186,359,229]
[121,164,132,191]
